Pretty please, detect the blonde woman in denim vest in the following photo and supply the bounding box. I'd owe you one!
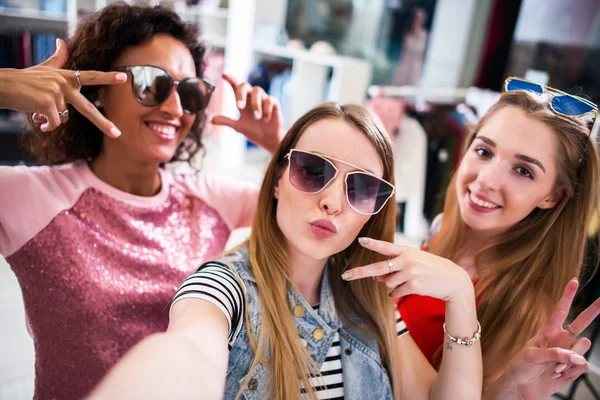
[88,102,482,399]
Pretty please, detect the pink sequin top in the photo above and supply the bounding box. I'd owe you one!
[0,161,258,400]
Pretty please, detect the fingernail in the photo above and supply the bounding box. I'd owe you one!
[115,73,127,82]
[358,237,369,244]
[110,127,121,137]
[55,38,60,52]
[253,111,261,120]
[237,100,244,109]
[572,276,579,282]
[552,373,562,379]
[555,363,568,373]
[570,354,587,365]
[341,272,353,280]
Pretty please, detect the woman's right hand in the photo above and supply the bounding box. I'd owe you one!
[0,39,127,137]
[342,237,474,303]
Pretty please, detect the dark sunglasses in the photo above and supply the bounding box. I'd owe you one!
[504,77,598,123]
[112,65,215,114]
[285,149,395,215]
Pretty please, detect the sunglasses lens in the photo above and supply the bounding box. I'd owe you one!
[347,173,394,214]
[130,66,172,106]
[289,151,336,193]
[506,78,544,94]
[178,78,213,114]
[552,96,595,117]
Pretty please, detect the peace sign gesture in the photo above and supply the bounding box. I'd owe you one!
[486,279,600,399]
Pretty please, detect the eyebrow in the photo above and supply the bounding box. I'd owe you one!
[474,135,546,173]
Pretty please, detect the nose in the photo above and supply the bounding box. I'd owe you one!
[158,84,184,118]
[319,175,345,215]
[476,159,504,191]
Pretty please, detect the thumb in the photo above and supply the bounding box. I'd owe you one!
[41,38,68,68]
[211,115,238,129]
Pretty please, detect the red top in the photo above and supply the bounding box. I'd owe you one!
[398,281,481,369]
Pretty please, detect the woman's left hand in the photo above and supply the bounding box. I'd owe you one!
[211,73,284,154]
[485,279,600,400]
[342,237,474,303]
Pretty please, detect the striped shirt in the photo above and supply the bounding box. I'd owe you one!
[172,263,408,399]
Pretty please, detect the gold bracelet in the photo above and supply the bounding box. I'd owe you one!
[443,322,481,348]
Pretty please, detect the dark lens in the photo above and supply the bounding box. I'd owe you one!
[289,151,336,193]
[347,173,394,214]
[506,78,544,95]
[178,78,213,114]
[130,66,172,106]
[552,96,595,117]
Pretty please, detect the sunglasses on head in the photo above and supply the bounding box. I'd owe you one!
[284,149,395,216]
[112,65,215,114]
[503,77,598,124]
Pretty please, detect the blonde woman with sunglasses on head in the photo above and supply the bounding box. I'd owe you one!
[365,77,600,399]
[88,102,483,400]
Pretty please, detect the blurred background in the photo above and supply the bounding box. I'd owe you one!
[0,0,599,399]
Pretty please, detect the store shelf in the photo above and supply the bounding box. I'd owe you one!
[203,33,227,48]
[0,7,69,31]
[253,42,368,68]
[185,5,228,19]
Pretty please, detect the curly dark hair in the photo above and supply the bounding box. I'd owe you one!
[23,2,207,166]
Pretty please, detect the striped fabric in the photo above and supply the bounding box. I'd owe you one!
[172,263,408,399]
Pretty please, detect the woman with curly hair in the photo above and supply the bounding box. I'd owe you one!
[0,3,282,399]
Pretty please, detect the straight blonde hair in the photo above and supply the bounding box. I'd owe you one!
[428,90,600,384]
[237,103,401,399]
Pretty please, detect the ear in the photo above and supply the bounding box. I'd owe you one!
[274,183,280,199]
[538,188,564,209]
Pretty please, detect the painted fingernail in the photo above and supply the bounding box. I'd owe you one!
[570,354,587,365]
[115,73,127,82]
[253,111,261,120]
[552,373,562,379]
[358,237,369,244]
[237,100,244,109]
[555,363,568,373]
[341,272,353,280]
[110,127,121,137]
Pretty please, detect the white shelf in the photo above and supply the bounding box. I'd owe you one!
[203,33,227,48]
[0,7,69,31]
[253,42,369,69]
[185,5,228,19]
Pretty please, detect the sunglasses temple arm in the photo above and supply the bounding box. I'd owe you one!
[591,116,600,139]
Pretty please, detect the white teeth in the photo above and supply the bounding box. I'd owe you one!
[148,123,177,137]
[469,192,498,209]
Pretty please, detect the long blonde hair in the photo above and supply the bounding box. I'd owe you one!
[428,90,600,384]
[238,103,401,399]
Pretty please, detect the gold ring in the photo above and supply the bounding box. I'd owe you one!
[567,324,579,338]
[387,259,393,274]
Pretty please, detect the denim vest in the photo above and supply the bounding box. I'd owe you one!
[219,247,394,400]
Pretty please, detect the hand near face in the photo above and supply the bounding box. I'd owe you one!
[342,237,474,303]
[488,279,600,400]
[3,39,127,137]
[211,73,284,154]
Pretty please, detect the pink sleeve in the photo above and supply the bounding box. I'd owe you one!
[0,164,87,257]
[174,173,259,231]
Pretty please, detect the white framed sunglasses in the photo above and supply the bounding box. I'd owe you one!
[284,149,395,216]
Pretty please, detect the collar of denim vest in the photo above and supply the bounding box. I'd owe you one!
[232,247,341,363]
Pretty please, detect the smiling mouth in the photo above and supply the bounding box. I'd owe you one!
[468,190,501,209]
[145,122,178,140]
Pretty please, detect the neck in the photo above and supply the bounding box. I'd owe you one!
[289,250,327,306]
[90,149,162,196]
[454,225,500,277]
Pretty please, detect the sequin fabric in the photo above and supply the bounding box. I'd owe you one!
[7,186,231,400]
